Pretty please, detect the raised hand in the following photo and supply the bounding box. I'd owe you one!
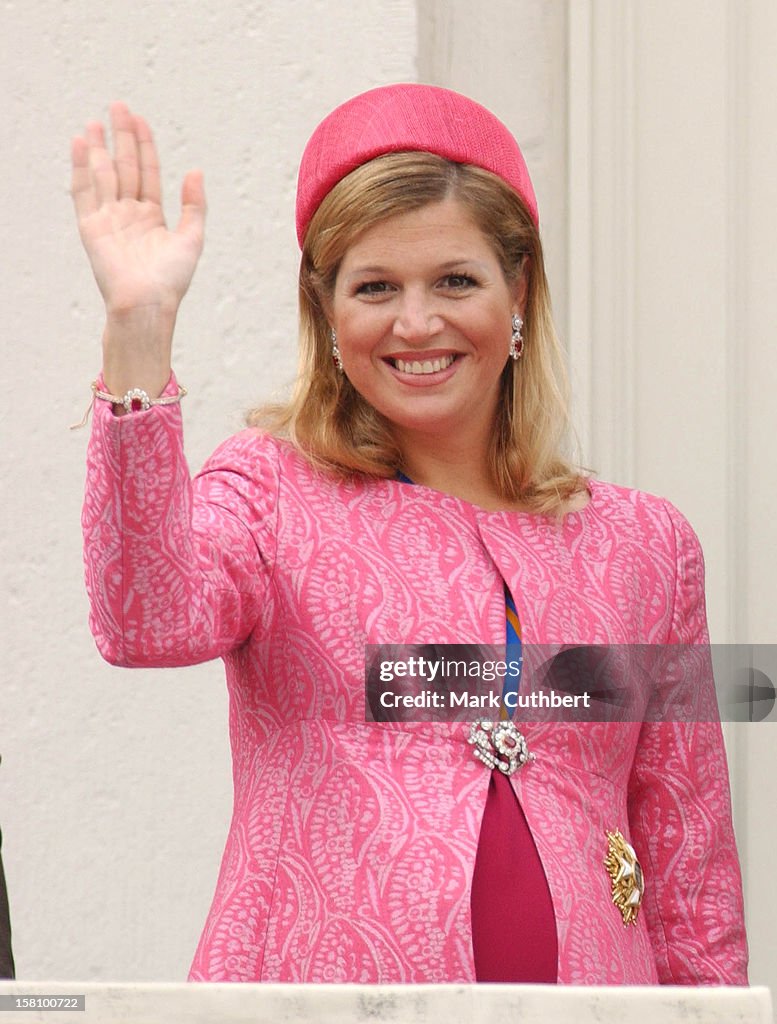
[71,102,206,398]
[72,102,205,315]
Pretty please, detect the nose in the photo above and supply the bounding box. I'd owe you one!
[393,289,444,343]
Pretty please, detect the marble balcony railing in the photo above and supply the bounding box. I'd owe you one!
[0,982,772,1024]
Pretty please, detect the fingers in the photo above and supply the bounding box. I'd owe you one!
[110,101,140,200]
[70,120,115,219]
[134,114,162,205]
[70,135,97,220]
[71,105,199,238]
[86,119,118,206]
[176,169,206,246]
[70,104,153,211]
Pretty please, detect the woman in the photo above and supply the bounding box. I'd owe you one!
[71,84,748,984]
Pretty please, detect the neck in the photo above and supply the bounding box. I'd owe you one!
[394,428,591,515]
[394,427,510,511]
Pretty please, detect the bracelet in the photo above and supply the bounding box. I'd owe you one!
[70,381,187,430]
[92,383,188,413]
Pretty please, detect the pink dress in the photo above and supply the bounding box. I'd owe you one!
[82,384,748,984]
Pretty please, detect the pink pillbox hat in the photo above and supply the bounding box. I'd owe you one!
[295,83,538,246]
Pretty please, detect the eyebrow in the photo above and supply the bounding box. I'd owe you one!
[342,258,489,279]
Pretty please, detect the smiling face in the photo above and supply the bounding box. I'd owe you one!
[328,197,526,455]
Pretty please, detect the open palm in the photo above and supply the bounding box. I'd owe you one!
[71,102,205,317]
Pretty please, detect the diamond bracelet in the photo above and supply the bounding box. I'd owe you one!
[91,383,188,413]
[70,381,187,429]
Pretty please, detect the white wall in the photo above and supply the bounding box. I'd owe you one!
[0,0,419,981]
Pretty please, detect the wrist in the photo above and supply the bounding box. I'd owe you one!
[101,365,173,407]
[104,296,181,326]
[94,380,187,414]
[70,371,185,430]
[101,311,174,402]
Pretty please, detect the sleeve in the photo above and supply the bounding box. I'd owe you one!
[82,375,280,668]
[627,501,749,984]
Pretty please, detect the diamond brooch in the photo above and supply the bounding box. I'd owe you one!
[467,720,535,776]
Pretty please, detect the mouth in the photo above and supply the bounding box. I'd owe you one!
[387,354,458,376]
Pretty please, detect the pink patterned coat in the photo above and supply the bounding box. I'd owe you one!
[83,392,748,986]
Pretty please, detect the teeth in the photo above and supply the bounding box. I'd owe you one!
[395,354,455,375]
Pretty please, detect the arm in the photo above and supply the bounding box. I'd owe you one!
[75,105,272,666]
[71,102,205,401]
[627,503,748,984]
[84,394,279,667]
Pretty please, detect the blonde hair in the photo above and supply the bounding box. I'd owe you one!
[249,152,585,515]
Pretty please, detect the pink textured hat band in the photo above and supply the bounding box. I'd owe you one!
[295,83,539,246]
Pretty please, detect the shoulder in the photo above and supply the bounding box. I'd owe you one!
[197,429,365,504]
[587,479,707,638]
[201,428,284,472]
[199,429,316,482]
[586,478,702,557]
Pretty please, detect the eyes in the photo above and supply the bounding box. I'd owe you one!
[442,273,479,290]
[354,273,479,298]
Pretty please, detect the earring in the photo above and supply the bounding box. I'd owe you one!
[331,328,343,373]
[509,314,524,360]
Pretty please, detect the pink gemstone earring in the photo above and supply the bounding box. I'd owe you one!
[509,314,524,360]
[331,328,344,373]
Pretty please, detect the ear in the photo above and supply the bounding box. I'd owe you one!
[320,294,334,325]
[510,256,530,317]
[308,265,335,324]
